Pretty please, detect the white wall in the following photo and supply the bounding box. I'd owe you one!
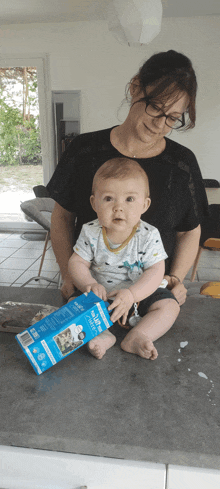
[0,16,220,181]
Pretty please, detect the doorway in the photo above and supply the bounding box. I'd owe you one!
[0,55,54,232]
[52,91,80,165]
[0,66,43,223]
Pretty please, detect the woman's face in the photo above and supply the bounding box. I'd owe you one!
[128,87,188,144]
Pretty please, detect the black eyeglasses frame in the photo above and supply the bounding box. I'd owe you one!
[137,96,186,130]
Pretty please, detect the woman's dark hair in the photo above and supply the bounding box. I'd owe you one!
[128,50,197,130]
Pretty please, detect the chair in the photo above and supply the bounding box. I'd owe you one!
[190,206,220,281]
[200,281,220,298]
[20,197,61,287]
[191,179,220,281]
[33,185,50,198]
[203,179,220,188]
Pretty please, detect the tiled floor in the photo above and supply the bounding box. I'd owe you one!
[186,249,220,282]
[0,232,60,288]
[0,231,219,288]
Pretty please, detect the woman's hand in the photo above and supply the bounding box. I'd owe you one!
[172,283,187,306]
[164,275,187,306]
[85,283,107,301]
[108,289,134,324]
[61,274,75,301]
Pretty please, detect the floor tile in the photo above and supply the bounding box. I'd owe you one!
[21,240,49,250]
[197,268,220,281]
[0,238,26,249]
[185,268,198,281]
[43,248,55,258]
[11,248,42,259]
[4,233,24,240]
[0,239,19,252]
[0,249,20,260]
[198,249,220,265]
[0,257,8,265]
[0,269,25,283]
[185,282,204,296]
[198,255,220,269]
[13,269,59,285]
[167,464,220,489]
[1,257,37,270]
[28,259,59,272]
[10,283,25,287]
[0,233,13,240]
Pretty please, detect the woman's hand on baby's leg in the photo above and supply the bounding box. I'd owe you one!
[107,289,134,324]
[164,275,187,305]
[85,283,107,301]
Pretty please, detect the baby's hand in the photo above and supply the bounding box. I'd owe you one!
[85,283,107,301]
[108,289,134,324]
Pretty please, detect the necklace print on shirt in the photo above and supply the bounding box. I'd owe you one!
[102,224,138,254]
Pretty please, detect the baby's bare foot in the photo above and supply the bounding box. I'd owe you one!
[121,332,158,360]
[87,330,116,359]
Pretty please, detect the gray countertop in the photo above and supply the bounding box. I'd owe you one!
[0,285,220,469]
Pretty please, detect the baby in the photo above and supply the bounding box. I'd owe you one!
[68,158,180,360]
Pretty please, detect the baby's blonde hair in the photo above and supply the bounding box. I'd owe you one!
[92,158,150,197]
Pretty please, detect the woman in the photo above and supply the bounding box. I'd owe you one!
[47,50,208,305]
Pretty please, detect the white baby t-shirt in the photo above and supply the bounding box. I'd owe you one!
[74,219,168,293]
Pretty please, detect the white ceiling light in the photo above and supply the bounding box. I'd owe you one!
[108,0,163,46]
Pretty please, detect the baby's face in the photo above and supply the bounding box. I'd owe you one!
[90,176,150,234]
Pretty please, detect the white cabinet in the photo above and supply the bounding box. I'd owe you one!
[167,464,220,489]
[0,445,166,489]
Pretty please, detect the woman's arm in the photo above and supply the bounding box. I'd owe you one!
[68,253,107,301]
[50,202,76,300]
[165,224,201,305]
[169,225,201,281]
[108,260,165,324]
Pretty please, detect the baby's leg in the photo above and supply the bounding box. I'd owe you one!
[88,330,116,359]
[121,298,180,360]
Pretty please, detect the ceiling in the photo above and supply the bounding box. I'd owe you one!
[0,0,220,25]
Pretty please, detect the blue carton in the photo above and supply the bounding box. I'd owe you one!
[16,291,113,375]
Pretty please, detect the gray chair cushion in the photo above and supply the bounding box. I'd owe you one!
[20,198,55,231]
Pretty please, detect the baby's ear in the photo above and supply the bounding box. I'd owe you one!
[142,197,151,214]
[90,195,96,212]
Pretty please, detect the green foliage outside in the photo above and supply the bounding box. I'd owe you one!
[0,67,42,166]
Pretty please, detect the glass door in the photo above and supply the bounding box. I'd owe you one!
[0,56,54,232]
[0,66,43,224]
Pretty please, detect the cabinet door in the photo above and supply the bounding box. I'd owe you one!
[167,465,220,489]
[0,445,166,489]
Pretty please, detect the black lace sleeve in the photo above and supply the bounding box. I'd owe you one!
[174,142,209,225]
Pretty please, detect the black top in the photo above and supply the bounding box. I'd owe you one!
[47,127,209,274]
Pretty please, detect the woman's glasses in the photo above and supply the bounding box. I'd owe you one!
[145,102,185,129]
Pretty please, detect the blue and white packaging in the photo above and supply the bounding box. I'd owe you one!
[16,291,113,375]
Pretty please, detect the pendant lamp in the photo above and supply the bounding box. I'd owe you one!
[108,0,163,45]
